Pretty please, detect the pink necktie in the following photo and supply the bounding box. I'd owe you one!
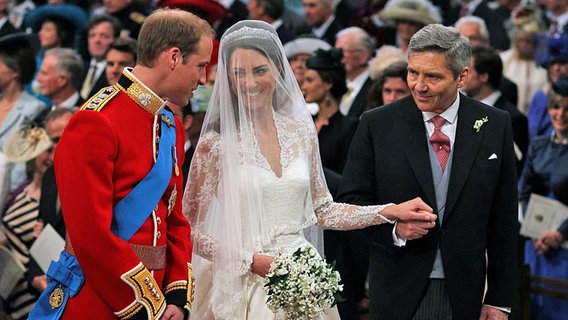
[459,5,469,17]
[429,116,451,172]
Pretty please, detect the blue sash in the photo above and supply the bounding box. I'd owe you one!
[111,109,176,241]
[29,109,176,319]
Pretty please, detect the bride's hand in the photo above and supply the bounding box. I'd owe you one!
[251,253,274,277]
[381,197,436,222]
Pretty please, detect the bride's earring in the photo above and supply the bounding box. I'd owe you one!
[324,92,331,106]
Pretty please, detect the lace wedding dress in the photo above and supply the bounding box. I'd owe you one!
[184,111,393,319]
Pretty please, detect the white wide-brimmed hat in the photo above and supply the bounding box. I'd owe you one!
[379,0,442,27]
[3,126,52,163]
[283,37,332,59]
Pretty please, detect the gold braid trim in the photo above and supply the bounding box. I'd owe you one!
[115,302,143,319]
[116,263,166,319]
[80,86,119,112]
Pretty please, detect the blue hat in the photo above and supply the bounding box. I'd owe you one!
[534,34,568,68]
[24,4,87,37]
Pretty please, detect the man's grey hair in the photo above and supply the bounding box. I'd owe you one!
[408,24,471,78]
[45,48,84,88]
[454,16,490,41]
[336,26,376,59]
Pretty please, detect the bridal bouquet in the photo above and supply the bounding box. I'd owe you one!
[264,246,343,319]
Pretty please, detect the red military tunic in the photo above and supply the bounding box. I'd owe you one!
[53,69,193,319]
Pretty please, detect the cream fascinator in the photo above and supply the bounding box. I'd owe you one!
[3,126,52,163]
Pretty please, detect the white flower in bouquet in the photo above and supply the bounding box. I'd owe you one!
[264,246,344,319]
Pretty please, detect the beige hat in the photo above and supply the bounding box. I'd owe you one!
[379,0,442,27]
[3,126,52,163]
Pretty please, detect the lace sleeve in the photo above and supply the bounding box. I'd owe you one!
[308,131,396,230]
[183,132,221,261]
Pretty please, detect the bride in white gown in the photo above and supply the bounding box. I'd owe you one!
[182,20,436,319]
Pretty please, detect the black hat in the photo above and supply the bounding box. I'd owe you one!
[24,4,87,37]
[552,75,568,97]
[306,48,344,71]
[0,32,39,53]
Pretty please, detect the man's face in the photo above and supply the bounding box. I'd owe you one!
[105,49,136,85]
[36,54,66,98]
[382,76,410,105]
[407,51,468,113]
[335,36,369,78]
[457,22,488,47]
[167,37,213,107]
[247,0,263,20]
[462,57,483,98]
[303,0,331,27]
[88,22,115,60]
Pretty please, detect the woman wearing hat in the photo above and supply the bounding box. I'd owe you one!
[500,3,548,114]
[528,34,568,140]
[520,75,568,318]
[378,0,441,53]
[0,125,53,320]
[0,33,47,204]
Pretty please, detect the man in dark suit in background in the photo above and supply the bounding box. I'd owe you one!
[335,26,375,119]
[302,0,343,45]
[337,24,518,320]
[462,45,528,175]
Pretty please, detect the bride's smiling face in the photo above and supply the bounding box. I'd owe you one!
[229,48,276,111]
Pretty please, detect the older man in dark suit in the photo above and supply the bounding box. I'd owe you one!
[337,24,518,320]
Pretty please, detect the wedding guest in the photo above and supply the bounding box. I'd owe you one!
[25,108,74,295]
[0,33,46,205]
[283,35,331,87]
[29,9,212,319]
[104,37,137,86]
[183,19,436,319]
[500,3,547,114]
[519,75,568,319]
[378,0,441,53]
[0,125,52,320]
[335,27,375,118]
[528,35,568,140]
[338,24,519,320]
[366,60,409,110]
[302,0,344,46]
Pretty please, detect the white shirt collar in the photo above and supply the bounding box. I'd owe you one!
[422,93,460,125]
[480,90,501,107]
[312,15,335,39]
[54,92,80,109]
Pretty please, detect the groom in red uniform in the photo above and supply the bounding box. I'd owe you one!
[30,9,214,319]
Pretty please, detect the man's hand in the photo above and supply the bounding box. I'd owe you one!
[161,304,184,320]
[395,219,436,240]
[479,305,508,320]
[33,219,45,238]
[251,253,274,277]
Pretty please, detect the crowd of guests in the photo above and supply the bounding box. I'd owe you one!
[0,0,567,319]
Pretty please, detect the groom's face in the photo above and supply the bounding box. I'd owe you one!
[407,51,468,114]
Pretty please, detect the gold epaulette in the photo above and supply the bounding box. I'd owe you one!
[80,86,119,112]
[129,12,146,25]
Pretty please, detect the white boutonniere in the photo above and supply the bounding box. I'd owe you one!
[473,116,488,132]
